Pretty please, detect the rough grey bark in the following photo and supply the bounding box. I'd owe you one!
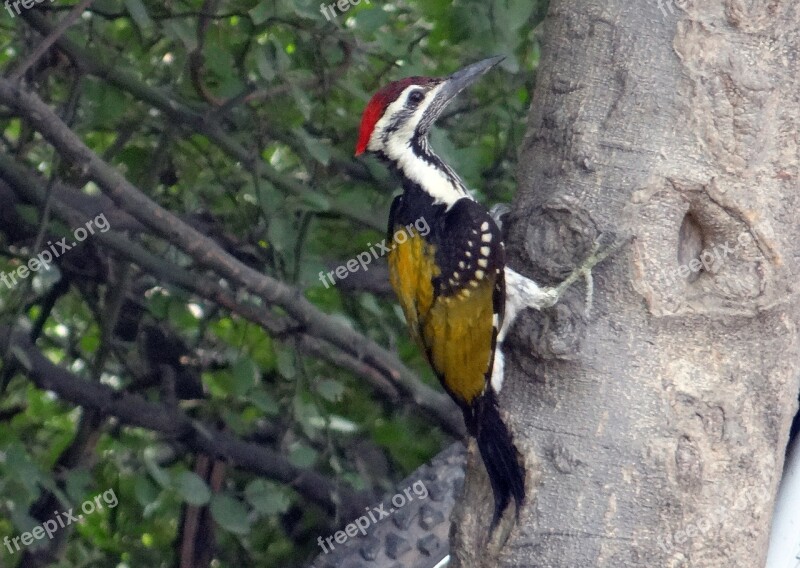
[452,1,800,566]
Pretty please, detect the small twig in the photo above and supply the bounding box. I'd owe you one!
[8,0,95,82]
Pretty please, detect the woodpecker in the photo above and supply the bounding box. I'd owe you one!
[354,56,622,533]
[355,56,525,528]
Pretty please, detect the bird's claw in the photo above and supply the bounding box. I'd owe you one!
[547,233,625,315]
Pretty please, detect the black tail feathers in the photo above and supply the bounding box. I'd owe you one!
[465,389,525,529]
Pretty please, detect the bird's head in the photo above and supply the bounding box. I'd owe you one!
[355,56,504,158]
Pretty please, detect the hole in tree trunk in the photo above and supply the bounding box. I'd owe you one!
[677,212,705,284]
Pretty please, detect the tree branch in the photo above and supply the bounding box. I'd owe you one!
[0,152,462,435]
[0,78,462,436]
[18,9,384,232]
[0,323,370,519]
[9,0,94,81]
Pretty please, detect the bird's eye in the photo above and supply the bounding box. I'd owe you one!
[407,90,424,107]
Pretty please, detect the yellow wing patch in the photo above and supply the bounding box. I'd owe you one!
[388,230,495,406]
[388,230,439,346]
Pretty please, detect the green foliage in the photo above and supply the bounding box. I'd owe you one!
[0,0,547,565]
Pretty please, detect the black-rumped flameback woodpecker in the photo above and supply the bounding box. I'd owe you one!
[354,56,525,528]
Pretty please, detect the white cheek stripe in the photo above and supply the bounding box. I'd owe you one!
[367,85,472,207]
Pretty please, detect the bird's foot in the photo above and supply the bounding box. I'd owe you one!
[500,233,626,345]
[544,233,624,315]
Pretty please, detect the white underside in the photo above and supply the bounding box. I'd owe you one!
[490,267,560,392]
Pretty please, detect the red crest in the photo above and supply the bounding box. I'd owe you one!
[355,77,435,155]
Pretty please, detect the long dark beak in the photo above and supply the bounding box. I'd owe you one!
[435,55,505,108]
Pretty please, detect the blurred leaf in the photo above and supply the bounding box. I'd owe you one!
[64,469,92,504]
[249,3,271,25]
[254,48,275,81]
[275,348,296,379]
[210,494,251,535]
[163,20,197,51]
[134,476,160,508]
[353,6,389,33]
[173,471,211,506]
[267,216,294,254]
[288,442,318,468]
[79,326,100,354]
[315,378,345,402]
[232,357,258,396]
[244,479,291,516]
[292,128,331,166]
[249,389,280,415]
[124,0,153,33]
[301,190,331,212]
[4,443,44,497]
[143,448,171,488]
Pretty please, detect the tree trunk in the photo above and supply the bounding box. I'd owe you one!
[453,1,800,566]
